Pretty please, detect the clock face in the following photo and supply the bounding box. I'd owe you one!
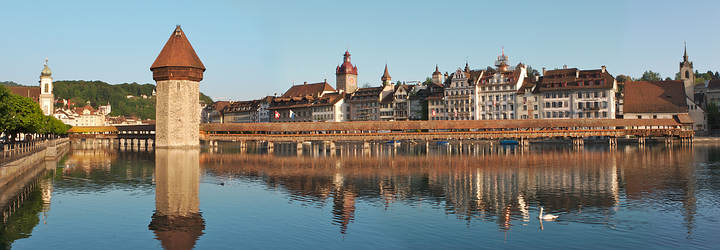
[349,78,355,84]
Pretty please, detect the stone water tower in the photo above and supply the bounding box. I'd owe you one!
[151,25,205,148]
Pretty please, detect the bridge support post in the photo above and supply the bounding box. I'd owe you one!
[296,142,303,156]
[609,137,617,148]
[638,137,645,146]
[328,141,336,156]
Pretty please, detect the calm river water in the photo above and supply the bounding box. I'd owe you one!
[2,142,720,249]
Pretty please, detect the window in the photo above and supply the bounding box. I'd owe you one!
[602,101,608,108]
[523,105,527,111]
[579,113,584,118]
[534,105,538,110]
[552,102,557,108]
[602,111,607,117]
[579,102,584,109]
[534,114,539,119]
[653,115,657,119]
[594,92,599,98]
[577,92,582,98]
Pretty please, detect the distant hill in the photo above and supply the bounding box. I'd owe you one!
[1,80,213,120]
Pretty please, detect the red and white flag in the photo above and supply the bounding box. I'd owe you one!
[274,111,280,119]
[432,109,436,117]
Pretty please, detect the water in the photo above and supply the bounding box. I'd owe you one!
[2,142,720,249]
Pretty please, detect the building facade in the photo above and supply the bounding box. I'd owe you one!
[535,66,616,119]
[477,51,527,120]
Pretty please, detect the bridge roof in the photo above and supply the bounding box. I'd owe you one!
[201,119,682,132]
[68,126,118,133]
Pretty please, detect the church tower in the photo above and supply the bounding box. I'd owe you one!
[679,42,695,101]
[432,65,443,85]
[336,51,358,93]
[151,25,205,148]
[381,64,392,86]
[39,59,54,116]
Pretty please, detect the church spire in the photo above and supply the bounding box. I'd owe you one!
[381,64,392,85]
[683,41,688,62]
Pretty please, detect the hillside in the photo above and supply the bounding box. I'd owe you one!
[1,80,213,120]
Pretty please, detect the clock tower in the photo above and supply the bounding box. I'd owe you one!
[336,50,358,93]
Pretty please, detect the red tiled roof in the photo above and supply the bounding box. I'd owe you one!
[675,113,694,124]
[7,86,40,102]
[537,67,614,91]
[281,82,335,98]
[624,80,688,114]
[707,79,720,90]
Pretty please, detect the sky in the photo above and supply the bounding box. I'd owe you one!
[1,0,719,101]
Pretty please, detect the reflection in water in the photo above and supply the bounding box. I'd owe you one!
[0,170,55,249]
[149,148,204,250]
[201,144,703,234]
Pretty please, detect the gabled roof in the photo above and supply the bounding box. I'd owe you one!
[707,79,720,90]
[624,80,688,114]
[151,26,205,70]
[281,81,335,98]
[537,67,614,91]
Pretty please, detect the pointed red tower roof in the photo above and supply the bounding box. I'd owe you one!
[381,64,391,82]
[336,50,358,75]
[151,25,206,81]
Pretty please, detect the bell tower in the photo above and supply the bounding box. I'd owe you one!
[151,25,206,148]
[39,58,54,116]
[679,42,695,101]
[336,51,358,93]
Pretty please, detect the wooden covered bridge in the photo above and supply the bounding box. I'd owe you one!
[201,118,694,146]
[67,118,694,149]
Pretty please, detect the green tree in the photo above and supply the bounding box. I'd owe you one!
[639,71,662,81]
[422,77,433,85]
[706,102,720,131]
[0,86,44,141]
[616,74,632,83]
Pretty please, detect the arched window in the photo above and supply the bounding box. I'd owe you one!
[44,83,48,93]
[685,70,690,79]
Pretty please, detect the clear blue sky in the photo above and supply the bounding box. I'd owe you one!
[2,0,718,100]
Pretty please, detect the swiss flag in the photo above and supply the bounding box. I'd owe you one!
[274,111,280,119]
[432,109,436,117]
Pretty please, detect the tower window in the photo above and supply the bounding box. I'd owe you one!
[685,71,690,79]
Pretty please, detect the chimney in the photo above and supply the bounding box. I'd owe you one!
[303,81,307,85]
[562,65,568,69]
[601,65,606,73]
[542,67,546,75]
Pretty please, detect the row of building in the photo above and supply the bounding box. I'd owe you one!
[204,47,708,131]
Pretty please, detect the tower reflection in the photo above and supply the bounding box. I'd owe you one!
[149,148,204,250]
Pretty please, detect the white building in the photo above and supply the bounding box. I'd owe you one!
[535,66,617,119]
[477,50,527,120]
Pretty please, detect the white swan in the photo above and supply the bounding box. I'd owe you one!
[538,207,558,220]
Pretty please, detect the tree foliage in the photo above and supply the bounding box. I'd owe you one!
[0,85,68,141]
[639,71,662,82]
